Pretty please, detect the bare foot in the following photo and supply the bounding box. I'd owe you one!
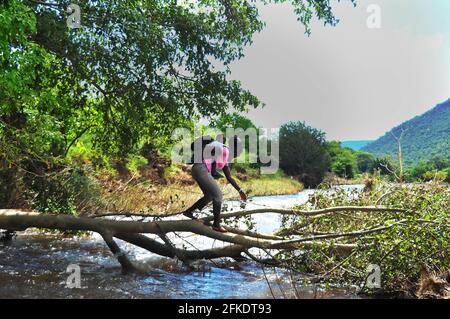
[212,225,228,233]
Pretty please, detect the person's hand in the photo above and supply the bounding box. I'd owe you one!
[239,190,247,201]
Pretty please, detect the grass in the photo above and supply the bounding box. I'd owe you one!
[82,166,303,216]
[241,171,303,197]
[321,172,366,186]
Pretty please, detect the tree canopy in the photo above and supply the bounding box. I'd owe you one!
[279,121,330,187]
[1,0,354,158]
[1,0,355,209]
[326,141,357,179]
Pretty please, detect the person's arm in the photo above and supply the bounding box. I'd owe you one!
[223,165,247,201]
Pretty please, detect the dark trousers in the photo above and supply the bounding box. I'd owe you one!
[186,163,223,226]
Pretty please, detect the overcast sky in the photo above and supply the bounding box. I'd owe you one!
[229,0,450,141]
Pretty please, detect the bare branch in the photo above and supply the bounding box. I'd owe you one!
[201,206,408,221]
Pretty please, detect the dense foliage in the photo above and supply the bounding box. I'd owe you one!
[356,151,375,173]
[326,141,357,179]
[279,128,401,185]
[407,156,450,183]
[1,0,351,211]
[278,180,450,297]
[363,99,450,166]
[279,121,330,187]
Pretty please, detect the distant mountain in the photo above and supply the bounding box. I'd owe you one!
[341,140,373,151]
[362,99,450,166]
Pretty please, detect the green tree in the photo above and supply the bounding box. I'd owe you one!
[279,121,330,188]
[326,141,357,178]
[212,112,257,133]
[408,156,450,182]
[372,157,395,176]
[211,112,259,153]
[356,151,375,173]
[362,99,450,166]
[427,155,450,170]
[443,168,450,183]
[2,0,354,159]
[0,0,354,209]
[18,0,353,157]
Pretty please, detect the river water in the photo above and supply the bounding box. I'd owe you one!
[0,186,363,299]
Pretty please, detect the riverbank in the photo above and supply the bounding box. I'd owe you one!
[0,187,359,299]
[82,165,303,216]
[2,182,447,298]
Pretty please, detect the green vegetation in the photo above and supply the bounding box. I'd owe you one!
[276,101,450,185]
[211,112,261,161]
[240,170,303,197]
[357,153,450,183]
[277,123,417,187]
[407,156,450,183]
[326,141,357,179]
[3,0,347,213]
[212,112,259,135]
[311,138,448,185]
[2,1,448,300]
[278,179,450,297]
[356,151,376,173]
[279,121,331,188]
[363,99,450,166]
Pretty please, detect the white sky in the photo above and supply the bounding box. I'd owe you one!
[229,0,450,141]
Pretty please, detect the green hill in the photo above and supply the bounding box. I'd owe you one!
[362,99,450,166]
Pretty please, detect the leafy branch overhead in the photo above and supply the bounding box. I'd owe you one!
[1,0,354,157]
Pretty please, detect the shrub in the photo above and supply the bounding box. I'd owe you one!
[327,141,358,178]
[356,152,376,173]
[278,180,450,297]
[279,121,330,188]
[22,161,97,215]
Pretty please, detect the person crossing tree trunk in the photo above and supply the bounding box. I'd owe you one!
[182,135,247,232]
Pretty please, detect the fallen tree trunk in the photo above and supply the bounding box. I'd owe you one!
[0,210,355,249]
[116,233,246,261]
[0,206,407,273]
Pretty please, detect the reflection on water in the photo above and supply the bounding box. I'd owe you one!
[0,186,363,299]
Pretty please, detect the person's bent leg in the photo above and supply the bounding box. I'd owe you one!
[190,163,226,232]
[211,200,226,232]
[183,163,214,219]
[209,181,225,232]
[183,195,211,218]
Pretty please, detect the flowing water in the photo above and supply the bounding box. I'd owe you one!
[0,185,363,299]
